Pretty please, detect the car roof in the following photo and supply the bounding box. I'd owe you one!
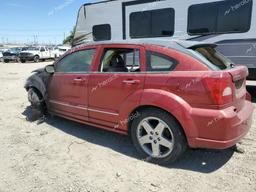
[75,39,216,52]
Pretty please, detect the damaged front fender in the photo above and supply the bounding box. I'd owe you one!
[24,68,50,99]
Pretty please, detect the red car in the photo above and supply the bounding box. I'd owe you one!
[25,40,254,164]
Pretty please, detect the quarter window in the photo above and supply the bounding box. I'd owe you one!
[130,8,175,38]
[55,49,96,73]
[146,51,177,72]
[188,0,252,35]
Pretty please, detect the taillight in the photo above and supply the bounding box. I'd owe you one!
[203,76,233,105]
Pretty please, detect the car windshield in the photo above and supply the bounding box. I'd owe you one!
[9,48,20,53]
[188,46,232,70]
[27,47,40,51]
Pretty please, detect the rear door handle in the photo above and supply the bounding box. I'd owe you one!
[122,79,140,85]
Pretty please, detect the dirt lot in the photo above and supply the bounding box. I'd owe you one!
[0,61,255,192]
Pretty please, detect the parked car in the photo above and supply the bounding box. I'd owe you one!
[2,47,26,63]
[52,45,71,59]
[19,46,54,63]
[25,40,254,164]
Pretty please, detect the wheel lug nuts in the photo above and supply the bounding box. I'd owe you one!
[149,136,153,140]
[158,138,161,141]
[154,140,157,144]
[155,132,159,135]
[150,132,154,135]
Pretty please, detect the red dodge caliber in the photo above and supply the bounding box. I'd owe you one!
[25,40,254,164]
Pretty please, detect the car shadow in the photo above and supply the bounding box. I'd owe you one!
[22,106,236,173]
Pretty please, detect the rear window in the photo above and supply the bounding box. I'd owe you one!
[189,47,232,70]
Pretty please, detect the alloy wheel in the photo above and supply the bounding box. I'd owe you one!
[136,117,174,158]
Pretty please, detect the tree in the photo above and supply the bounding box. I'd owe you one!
[63,27,75,45]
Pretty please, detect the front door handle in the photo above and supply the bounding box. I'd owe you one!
[73,77,86,84]
[122,79,140,85]
[73,78,83,82]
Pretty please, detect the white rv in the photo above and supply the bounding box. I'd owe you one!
[74,0,256,79]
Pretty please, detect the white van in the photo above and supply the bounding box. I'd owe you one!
[73,0,256,79]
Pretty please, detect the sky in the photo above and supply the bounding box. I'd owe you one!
[0,0,98,45]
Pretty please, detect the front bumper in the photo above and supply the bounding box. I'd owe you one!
[19,56,34,61]
[188,101,254,149]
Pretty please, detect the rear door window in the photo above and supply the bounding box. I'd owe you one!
[99,48,141,72]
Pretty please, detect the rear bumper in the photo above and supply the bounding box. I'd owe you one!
[188,101,254,149]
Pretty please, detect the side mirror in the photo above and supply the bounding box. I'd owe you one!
[45,65,55,74]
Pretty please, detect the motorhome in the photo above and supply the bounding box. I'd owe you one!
[73,0,256,79]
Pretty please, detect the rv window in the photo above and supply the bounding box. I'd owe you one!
[146,51,178,72]
[92,24,111,41]
[99,48,141,73]
[217,0,252,33]
[130,8,175,38]
[55,49,96,73]
[188,0,252,35]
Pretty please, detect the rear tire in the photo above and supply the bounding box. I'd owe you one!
[4,59,9,63]
[21,59,26,63]
[130,108,187,165]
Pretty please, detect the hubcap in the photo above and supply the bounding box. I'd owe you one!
[136,117,174,158]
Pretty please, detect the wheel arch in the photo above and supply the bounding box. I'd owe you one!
[119,89,198,140]
[25,74,47,99]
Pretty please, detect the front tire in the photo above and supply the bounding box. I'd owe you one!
[33,55,40,63]
[130,108,187,165]
[21,59,26,63]
[27,88,45,121]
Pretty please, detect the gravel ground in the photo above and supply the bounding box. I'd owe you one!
[0,61,255,192]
